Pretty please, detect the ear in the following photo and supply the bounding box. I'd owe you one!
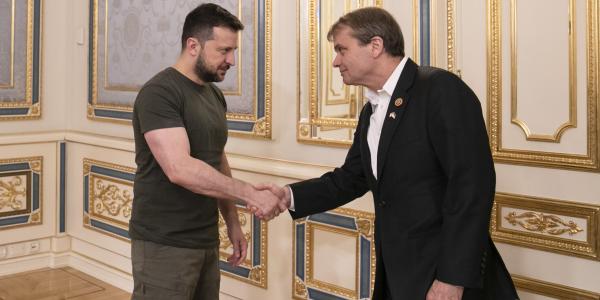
[370,36,385,58]
[185,37,202,56]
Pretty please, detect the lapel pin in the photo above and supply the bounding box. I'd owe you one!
[394,97,404,107]
[389,112,396,119]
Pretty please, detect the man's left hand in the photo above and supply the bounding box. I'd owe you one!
[226,223,248,266]
[426,279,464,300]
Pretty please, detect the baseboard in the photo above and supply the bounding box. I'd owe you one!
[67,252,133,292]
[0,252,53,276]
[0,250,132,292]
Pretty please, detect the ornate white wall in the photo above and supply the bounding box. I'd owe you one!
[0,0,599,299]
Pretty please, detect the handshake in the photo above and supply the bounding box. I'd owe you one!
[244,183,291,221]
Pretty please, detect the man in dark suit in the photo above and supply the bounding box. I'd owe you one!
[259,6,519,300]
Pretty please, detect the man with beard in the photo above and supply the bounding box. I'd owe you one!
[130,4,284,299]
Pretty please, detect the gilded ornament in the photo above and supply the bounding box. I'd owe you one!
[92,179,133,218]
[356,219,372,237]
[294,276,307,297]
[87,104,94,117]
[83,163,91,175]
[252,118,267,135]
[249,267,264,282]
[505,211,584,236]
[0,176,26,211]
[30,211,40,222]
[30,104,40,115]
[300,124,310,137]
[29,161,41,173]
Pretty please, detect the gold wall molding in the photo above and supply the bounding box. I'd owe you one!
[446,0,457,73]
[82,158,134,242]
[88,0,272,138]
[293,207,375,299]
[0,0,42,121]
[487,0,599,171]
[513,274,600,300]
[491,192,600,260]
[0,0,16,89]
[510,0,577,143]
[297,0,382,147]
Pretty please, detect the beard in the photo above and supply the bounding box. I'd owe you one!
[194,55,228,83]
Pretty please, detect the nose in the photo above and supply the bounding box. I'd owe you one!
[332,53,341,68]
[226,51,236,66]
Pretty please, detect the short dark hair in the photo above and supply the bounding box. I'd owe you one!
[327,7,404,57]
[181,3,244,49]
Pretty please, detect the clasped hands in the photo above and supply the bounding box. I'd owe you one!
[246,183,290,220]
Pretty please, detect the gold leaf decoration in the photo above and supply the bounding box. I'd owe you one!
[83,163,91,175]
[29,161,41,173]
[294,276,307,297]
[505,211,584,236]
[249,266,264,282]
[356,218,372,237]
[30,211,40,222]
[0,176,27,211]
[92,179,132,218]
[252,117,267,135]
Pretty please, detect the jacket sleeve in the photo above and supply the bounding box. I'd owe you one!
[427,72,496,288]
[289,106,371,219]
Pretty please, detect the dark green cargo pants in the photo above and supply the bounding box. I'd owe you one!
[131,239,220,300]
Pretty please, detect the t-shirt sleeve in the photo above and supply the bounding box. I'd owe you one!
[134,84,184,134]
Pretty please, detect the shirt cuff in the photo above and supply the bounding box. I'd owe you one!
[287,185,295,211]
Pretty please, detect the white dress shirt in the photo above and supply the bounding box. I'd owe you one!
[365,56,407,179]
[289,56,409,209]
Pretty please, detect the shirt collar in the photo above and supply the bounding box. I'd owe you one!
[365,56,408,106]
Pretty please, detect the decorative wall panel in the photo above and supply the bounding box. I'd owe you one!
[88,0,272,138]
[491,192,600,260]
[297,0,382,147]
[218,204,268,288]
[487,0,599,171]
[296,0,457,146]
[513,274,600,300]
[0,157,42,229]
[293,207,375,300]
[82,158,134,241]
[0,0,41,120]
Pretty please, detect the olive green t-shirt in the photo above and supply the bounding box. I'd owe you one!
[130,67,227,249]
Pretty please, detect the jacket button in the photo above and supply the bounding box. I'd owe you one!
[379,201,386,207]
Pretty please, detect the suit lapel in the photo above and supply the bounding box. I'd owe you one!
[376,59,418,179]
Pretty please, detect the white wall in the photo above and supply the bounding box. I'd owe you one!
[0,0,599,299]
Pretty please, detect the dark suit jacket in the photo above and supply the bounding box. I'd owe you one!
[290,59,518,299]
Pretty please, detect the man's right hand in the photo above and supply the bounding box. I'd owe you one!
[249,183,291,220]
[247,187,283,220]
